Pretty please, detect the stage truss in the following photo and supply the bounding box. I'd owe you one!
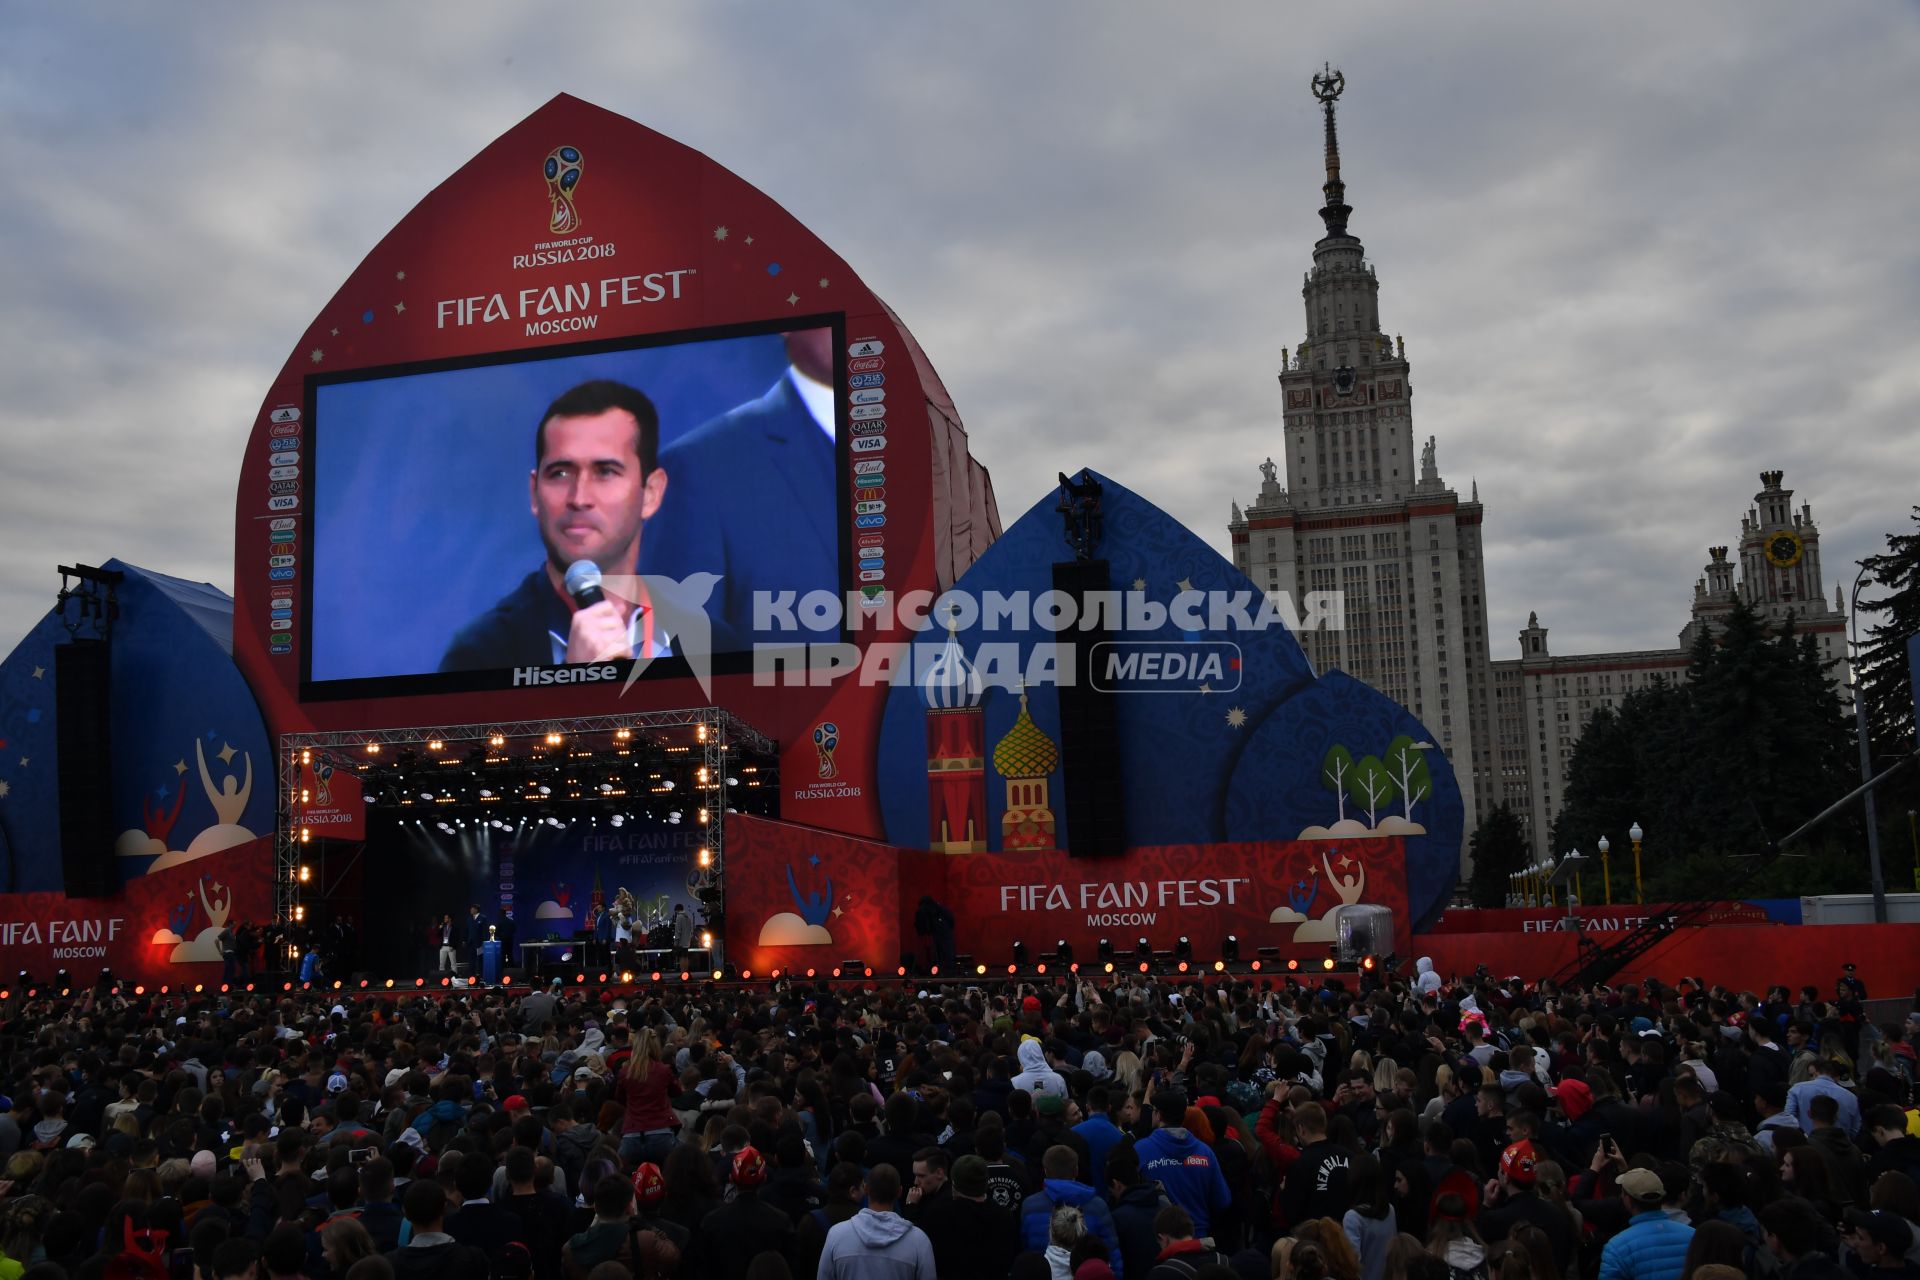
[275,708,774,956]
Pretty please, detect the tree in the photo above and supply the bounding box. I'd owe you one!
[1350,755,1398,827]
[1551,597,1859,900]
[1384,735,1432,821]
[1858,506,1920,764]
[1321,744,1354,823]
[1466,804,1531,908]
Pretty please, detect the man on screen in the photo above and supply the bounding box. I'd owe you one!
[440,380,720,671]
[638,328,839,648]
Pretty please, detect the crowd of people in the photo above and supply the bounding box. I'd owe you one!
[0,960,1916,1280]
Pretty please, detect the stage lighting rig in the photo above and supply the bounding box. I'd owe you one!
[1012,940,1028,970]
[1222,935,1240,965]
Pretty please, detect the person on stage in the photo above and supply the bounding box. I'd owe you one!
[670,902,695,967]
[465,904,490,974]
[437,914,458,974]
[439,380,728,672]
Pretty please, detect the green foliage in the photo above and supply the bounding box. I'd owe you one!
[1384,735,1433,819]
[1551,597,1859,900]
[1321,744,1355,821]
[1350,755,1398,826]
[1466,804,1531,907]
[1859,506,1920,770]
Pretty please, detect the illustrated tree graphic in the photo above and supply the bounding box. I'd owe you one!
[1351,755,1399,828]
[1321,745,1355,823]
[1383,735,1432,821]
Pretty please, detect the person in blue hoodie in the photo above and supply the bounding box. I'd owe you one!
[1074,1085,1127,1192]
[1020,1145,1125,1275]
[1132,1090,1230,1244]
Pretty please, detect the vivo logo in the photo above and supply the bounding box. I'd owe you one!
[855,514,886,528]
[269,567,296,581]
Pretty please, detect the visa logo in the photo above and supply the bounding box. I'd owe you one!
[858,568,885,583]
[851,436,885,453]
[848,372,885,389]
[851,420,887,436]
[854,500,886,515]
[847,339,885,357]
[268,496,300,511]
[855,514,886,528]
[269,465,300,481]
[269,451,300,466]
[269,567,296,581]
[850,403,885,420]
[268,554,296,568]
[269,517,297,531]
[848,356,885,373]
[269,406,302,424]
[850,388,885,405]
[853,458,885,475]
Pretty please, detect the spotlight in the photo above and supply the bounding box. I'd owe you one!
[1322,958,1335,971]
[1175,936,1192,963]
[1287,959,1300,972]
[1222,935,1240,965]
[1012,941,1028,969]
[1135,938,1151,960]
[1056,940,1073,966]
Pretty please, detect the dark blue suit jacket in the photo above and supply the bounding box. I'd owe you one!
[439,569,736,673]
[639,374,840,648]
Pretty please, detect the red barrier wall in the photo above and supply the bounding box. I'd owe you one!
[1414,923,1920,994]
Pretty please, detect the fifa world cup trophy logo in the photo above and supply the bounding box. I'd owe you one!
[312,759,334,808]
[544,145,584,235]
[812,722,839,781]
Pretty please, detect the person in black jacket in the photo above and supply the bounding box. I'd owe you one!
[690,1146,796,1280]
[918,1154,1021,1279]
[1476,1140,1576,1275]
[445,1152,529,1257]
[1103,1143,1167,1280]
[387,1179,491,1280]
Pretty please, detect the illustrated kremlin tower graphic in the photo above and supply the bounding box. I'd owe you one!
[921,614,986,853]
[993,685,1059,851]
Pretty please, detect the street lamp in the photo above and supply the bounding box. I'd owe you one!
[1629,821,1644,904]
[1597,835,1611,905]
[1569,849,1583,904]
[1851,562,1888,924]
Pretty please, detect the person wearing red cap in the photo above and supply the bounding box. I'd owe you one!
[628,1162,691,1261]
[688,1145,795,1279]
[1478,1139,1575,1275]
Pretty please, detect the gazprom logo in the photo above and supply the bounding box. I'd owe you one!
[1091,641,1243,694]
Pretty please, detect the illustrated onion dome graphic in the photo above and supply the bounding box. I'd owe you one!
[993,687,1059,779]
[920,608,983,710]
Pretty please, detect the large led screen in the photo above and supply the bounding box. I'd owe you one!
[305,319,844,692]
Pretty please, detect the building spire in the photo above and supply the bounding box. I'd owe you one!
[1311,63,1352,239]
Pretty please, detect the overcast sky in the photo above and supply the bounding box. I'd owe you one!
[2,4,1915,660]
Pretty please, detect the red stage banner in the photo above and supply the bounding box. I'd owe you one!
[294,752,364,841]
[724,814,1412,974]
[0,839,274,985]
[1422,901,1774,935]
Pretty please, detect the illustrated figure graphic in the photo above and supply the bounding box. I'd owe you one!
[197,740,252,826]
[757,860,836,947]
[1291,849,1370,943]
[143,780,186,845]
[1269,857,1322,924]
[1323,849,1367,905]
[168,874,235,964]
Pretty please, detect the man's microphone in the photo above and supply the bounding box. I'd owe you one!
[563,560,605,609]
